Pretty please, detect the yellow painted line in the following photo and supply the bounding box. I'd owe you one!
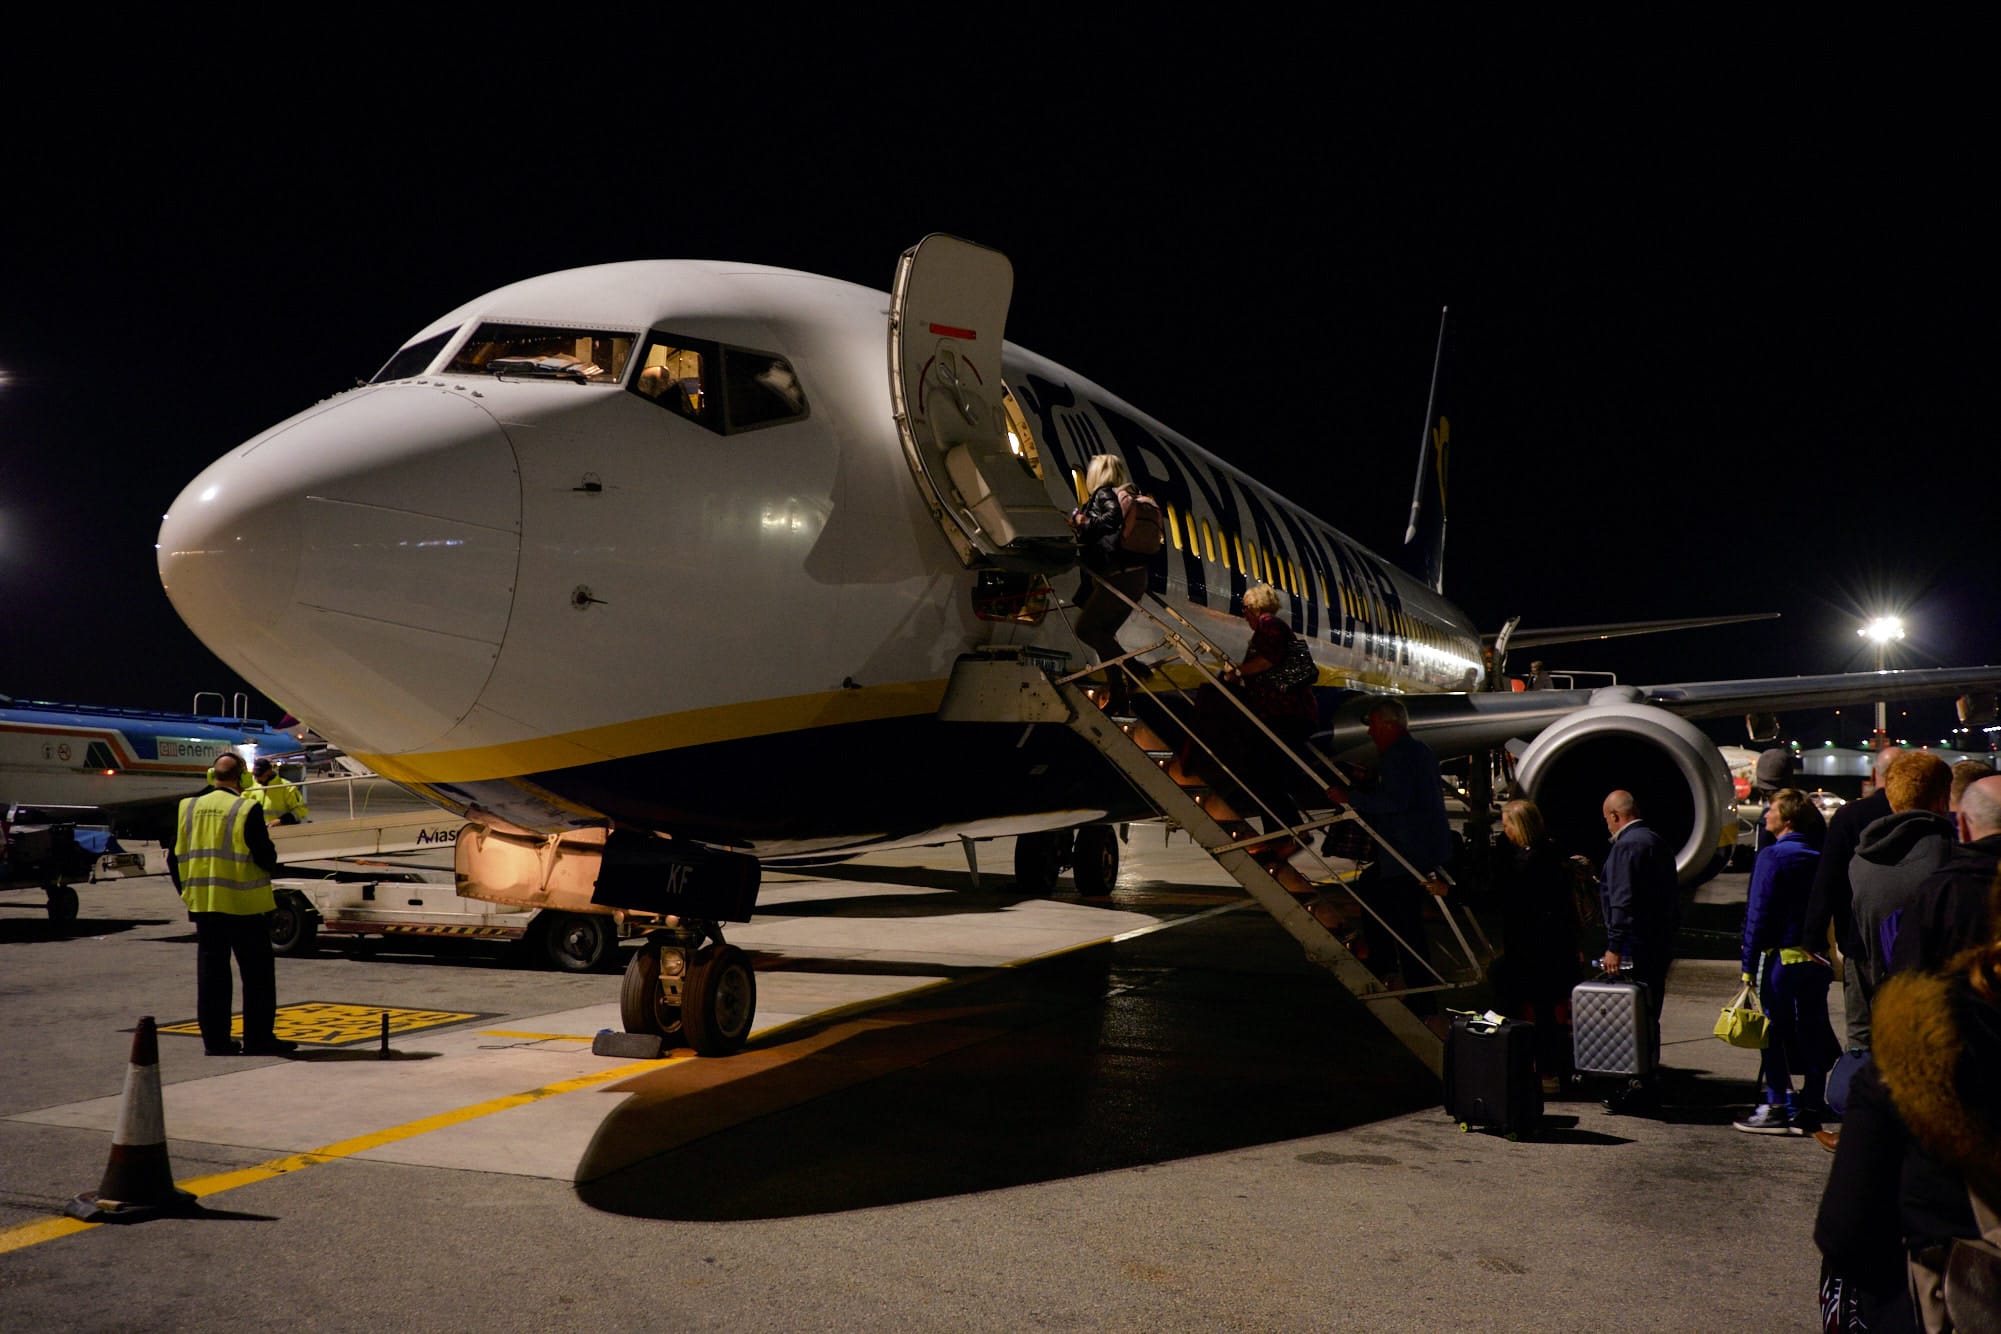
[354,678,948,784]
[0,1053,686,1256]
[0,1216,96,1254]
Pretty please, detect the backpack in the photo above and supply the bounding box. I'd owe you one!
[1117,487,1163,556]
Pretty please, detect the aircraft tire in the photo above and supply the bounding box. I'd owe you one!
[269,891,319,956]
[44,883,79,925]
[683,944,756,1056]
[1013,831,1063,896]
[1072,826,1119,899]
[619,946,684,1038]
[539,911,614,973]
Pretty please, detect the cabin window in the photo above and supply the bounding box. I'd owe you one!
[630,332,809,435]
[371,327,459,383]
[445,323,634,382]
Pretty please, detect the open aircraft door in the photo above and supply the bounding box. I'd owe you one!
[890,235,1074,572]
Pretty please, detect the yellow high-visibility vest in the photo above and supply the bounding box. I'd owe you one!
[252,774,308,822]
[174,788,275,915]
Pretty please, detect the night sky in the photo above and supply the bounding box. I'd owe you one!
[2,45,1989,750]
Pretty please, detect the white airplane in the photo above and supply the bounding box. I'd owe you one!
[155,235,2001,1053]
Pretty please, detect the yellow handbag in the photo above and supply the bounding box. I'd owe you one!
[1715,983,1770,1049]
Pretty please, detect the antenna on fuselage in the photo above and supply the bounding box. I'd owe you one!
[1398,306,1450,596]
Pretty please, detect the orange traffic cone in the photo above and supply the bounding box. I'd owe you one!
[65,1017,198,1222]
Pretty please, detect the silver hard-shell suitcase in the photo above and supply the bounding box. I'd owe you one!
[1571,974,1656,1077]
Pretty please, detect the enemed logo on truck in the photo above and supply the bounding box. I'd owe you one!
[157,738,228,762]
[415,826,462,846]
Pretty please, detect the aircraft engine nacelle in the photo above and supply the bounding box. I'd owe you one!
[1514,702,1735,886]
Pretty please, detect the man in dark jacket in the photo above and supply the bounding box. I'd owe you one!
[1598,789,1679,1114]
[1327,699,1452,1016]
[1850,752,1954,1002]
[1890,773,2001,975]
[1804,745,1898,1049]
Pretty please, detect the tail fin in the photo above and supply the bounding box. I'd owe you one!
[1398,307,1450,595]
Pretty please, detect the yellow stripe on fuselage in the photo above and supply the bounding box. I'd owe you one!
[355,678,950,785]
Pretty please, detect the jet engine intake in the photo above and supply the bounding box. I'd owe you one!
[1513,703,1734,885]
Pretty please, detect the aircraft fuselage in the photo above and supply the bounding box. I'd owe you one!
[158,261,1481,854]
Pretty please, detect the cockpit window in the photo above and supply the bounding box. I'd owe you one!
[371,328,458,383]
[629,331,808,435]
[724,349,808,431]
[632,338,714,426]
[445,323,634,383]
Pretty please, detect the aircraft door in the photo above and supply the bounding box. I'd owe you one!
[889,235,1073,572]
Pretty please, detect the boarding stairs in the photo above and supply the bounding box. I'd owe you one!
[942,582,1490,1076]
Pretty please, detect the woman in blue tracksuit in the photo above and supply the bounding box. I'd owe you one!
[1735,788,1842,1135]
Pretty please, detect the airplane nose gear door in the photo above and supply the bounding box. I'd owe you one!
[890,234,1075,572]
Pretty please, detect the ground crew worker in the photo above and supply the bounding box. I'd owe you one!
[249,756,308,824]
[170,752,294,1056]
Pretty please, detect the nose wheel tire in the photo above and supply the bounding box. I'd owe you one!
[538,911,615,973]
[1072,825,1120,898]
[683,944,756,1056]
[619,946,684,1039]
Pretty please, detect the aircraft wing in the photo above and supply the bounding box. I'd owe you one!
[1330,664,2001,758]
[1491,613,1780,651]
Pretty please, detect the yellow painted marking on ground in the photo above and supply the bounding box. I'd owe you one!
[0,1053,687,1255]
[159,1002,484,1046]
[0,1215,95,1255]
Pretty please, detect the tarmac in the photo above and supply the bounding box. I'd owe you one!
[0,830,1837,1332]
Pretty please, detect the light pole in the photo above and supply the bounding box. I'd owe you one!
[1859,615,1905,738]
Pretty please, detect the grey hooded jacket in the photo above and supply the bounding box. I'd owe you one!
[1848,810,1954,990]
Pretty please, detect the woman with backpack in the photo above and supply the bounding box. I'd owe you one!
[1068,453,1159,709]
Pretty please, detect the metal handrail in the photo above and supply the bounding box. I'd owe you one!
[1052,572,1487,991]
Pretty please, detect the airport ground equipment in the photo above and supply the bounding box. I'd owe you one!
[266,811,650,970]
[0,813,94,923]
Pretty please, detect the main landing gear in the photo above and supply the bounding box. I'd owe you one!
[619,920,757,1056]
[1012,826,1120,898]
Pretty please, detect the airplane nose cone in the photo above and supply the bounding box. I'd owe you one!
[159,386,520,754]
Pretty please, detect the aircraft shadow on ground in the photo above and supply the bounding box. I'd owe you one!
[573,926,1440,1223]
[0,916,172,944]
[758,888,1039,919]
[747,953,990,981]
[780,862,1036,898]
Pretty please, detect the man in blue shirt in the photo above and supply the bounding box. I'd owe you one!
[1599,789,1679,1113]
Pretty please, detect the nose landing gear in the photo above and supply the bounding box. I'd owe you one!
[619,921,757,1056]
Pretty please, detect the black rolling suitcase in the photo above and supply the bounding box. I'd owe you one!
[1442,1013,1542,1139]
[1571,973,1656,1078]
